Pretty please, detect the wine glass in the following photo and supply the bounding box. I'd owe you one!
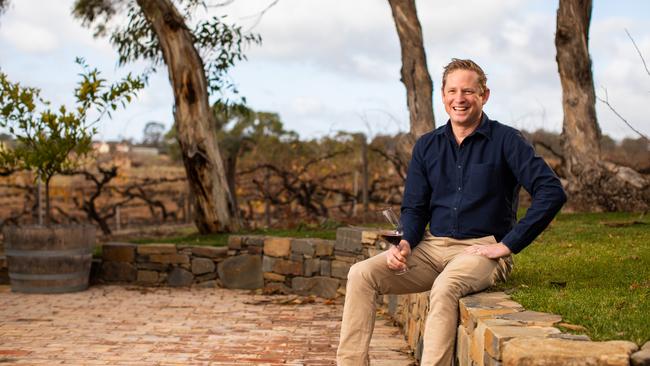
[380,208,411,275]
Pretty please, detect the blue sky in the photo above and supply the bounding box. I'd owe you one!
[1,0,649,142]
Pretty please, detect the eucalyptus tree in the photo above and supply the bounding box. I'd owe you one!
[555,0,648,211]
[72,0,261,233]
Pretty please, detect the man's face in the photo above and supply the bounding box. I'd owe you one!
[442,69,490,127]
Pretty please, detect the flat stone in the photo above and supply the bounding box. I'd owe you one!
[632,351,650,366]
[502,338,638,366]
[335,227,364,253]
[247,246,263,255]
[484,353,502,366]
[470,318,522,364]
[101,261,137,282]
[291,238,316,256]
[303,258,320,277]
[314,240,335,257]
[137,270,158,284]
[136,262,169,271]
[149,254,190,265]
[320,260,331,277]
[334,254,358,263]
[292,276,339,299]
[331,260,352,279]
[191,258,215,275]
[360,230,379,245]
[243,235,265,246]
[264,282,292,295]
[631,347,650,366]
[227,235,242,250]
[549,333,591,341]
[272,259,303,276]
[263,272,286,282]
[262,255,275,272]
[195,280,218,288]
[217,255,263,289]
[496,310,562,327]
[459,292,523,332]
[264,237,291,258]
[137,244,177,255]
[191,246,228,259]
[167,267,194,287]
[456,325,471,366]
[484,324,561,359]
[102,242,136,262]
[195,272,217,282]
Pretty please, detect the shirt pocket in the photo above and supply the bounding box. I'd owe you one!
[466,163,502,199]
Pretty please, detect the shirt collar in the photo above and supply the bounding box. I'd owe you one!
[441,113,492,141]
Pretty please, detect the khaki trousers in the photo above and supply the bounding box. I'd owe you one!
[336,234,512,366]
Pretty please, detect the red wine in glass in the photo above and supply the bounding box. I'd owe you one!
[380,230,403,245]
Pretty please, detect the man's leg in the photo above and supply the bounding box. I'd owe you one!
[420,236,512,366]
[337,238,441,366]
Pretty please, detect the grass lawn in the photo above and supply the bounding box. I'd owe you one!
[495,212,649,345]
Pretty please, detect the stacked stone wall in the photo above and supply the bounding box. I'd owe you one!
[95,227,649,365]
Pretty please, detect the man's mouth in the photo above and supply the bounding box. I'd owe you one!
[452,106,468,111]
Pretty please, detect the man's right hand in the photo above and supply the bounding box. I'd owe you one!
[386,240,411,272]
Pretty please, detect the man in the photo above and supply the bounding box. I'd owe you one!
[336,59,566,366]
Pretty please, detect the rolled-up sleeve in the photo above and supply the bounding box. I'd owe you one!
[401,139,433,248]
[500,131,567,253]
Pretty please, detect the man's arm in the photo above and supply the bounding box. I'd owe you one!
[400,138,433,249]
[499,131,567,253]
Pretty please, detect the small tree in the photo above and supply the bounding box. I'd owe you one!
[0,58,144,224]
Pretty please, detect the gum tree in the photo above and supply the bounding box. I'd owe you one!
[72,0,261,233]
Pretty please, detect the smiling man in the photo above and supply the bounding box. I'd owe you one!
[337,59,567,365]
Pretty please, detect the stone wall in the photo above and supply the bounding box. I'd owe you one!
[96,227,649,365]
[98,227,384,298]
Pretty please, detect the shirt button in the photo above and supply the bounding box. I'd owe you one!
[453,207,457,210]
[457,165,461,169]
[457,187,462,191]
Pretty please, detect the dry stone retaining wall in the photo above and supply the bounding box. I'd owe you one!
[96,227,648,365]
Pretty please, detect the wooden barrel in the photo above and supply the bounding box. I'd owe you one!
[3,225,96,293]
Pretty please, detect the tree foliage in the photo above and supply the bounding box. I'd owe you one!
[0,58,144,223]
[73,0,260,97]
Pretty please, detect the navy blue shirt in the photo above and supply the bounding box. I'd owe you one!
[401,114,566,254]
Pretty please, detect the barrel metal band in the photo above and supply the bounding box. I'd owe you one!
[9,271,88,280]
[5,248,92,257]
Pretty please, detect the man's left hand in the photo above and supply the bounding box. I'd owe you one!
[464,243,511,259]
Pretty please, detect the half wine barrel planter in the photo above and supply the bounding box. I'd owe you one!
[3,225,96,293]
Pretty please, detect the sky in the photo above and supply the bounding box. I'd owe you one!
[1,0,649,142]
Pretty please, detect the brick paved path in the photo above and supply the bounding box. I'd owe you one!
[0,285,415,365]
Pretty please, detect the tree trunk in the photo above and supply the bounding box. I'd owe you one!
[388,0,435,158]
[556,0,649,211]
[136,0,238,233]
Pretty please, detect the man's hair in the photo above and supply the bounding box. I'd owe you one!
[442,58,488,95]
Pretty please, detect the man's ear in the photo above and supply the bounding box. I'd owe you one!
[481,88,490,105]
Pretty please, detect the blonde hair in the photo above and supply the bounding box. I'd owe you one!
[442,58,488,95]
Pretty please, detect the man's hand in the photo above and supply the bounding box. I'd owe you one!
[386,240,411,272]
[464,243,511,259]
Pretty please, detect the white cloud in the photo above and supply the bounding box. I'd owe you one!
[0,20,59,53]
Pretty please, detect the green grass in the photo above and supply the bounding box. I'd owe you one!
[495,212,649,345]
[129,225,338,247]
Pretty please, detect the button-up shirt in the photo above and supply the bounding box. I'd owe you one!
[401,114,566,254]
